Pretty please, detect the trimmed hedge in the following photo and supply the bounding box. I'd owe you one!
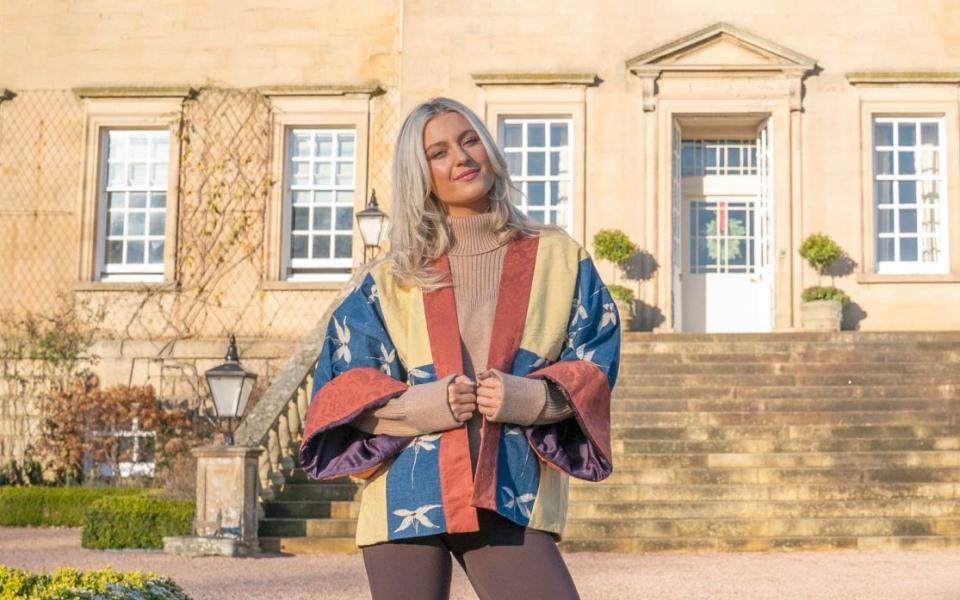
[0,487,147,527]
[82,496,194,550]
[0,565,190,599]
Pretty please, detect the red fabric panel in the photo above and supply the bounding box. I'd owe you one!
[472,233,540,510]
[527,359,612,464]
[302,366,408,442]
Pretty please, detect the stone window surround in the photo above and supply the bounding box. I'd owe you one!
[73,87,193,291]
[260,86,377,291]
[472,73,595,246]
[848,73,960,284]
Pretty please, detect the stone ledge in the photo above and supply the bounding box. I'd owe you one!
[846,72,960,85]
[163,535,259,557]
[471,72,599,86]
[72,86,198,99]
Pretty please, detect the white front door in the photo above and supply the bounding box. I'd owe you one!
[672,120,774,332]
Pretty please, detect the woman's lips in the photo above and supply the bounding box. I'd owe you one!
[455,168,479,181]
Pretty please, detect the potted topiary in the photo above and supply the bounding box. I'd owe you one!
[592,229,637,330]
[797,233,851,331]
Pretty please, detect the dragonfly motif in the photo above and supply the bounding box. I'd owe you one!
[530,356,552,370]
[367,283,380,304]
[408,368,430,383]
[332,316,352,364]
[378,343,396,376]
[600,302,618,330]
[409,433,441,486]
[501,486,536,519]
[575,343,596,364]
[392,504,442,534]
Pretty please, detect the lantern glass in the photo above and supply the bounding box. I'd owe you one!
[357,211,386,247]
[204,363,257,419]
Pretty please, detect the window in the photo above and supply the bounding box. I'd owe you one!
[681,139,758,176]
[872,116,948,274]
[97,129,169,281]
[283,128,356,280]
[499,117,573,232]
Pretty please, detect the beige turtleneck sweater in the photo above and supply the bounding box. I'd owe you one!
[351,210,572,473]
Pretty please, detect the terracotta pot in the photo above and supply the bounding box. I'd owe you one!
[799,299,842,331]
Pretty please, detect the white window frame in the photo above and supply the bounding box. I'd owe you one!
[282,127,357,281]
[261,91,372,288]
[96,128,170,282]
[498,116,574,233]
[75,90,187,288]
[872,116,949,275]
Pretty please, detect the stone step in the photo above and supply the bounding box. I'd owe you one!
[559,517,960,539]
[619,341,960,354]
[609,411,957,427]
[609,424,960,441]
[566,482,960,502]
[263,500,362,519]
[620,331,960,343]
[619,350,960,364]
[616,373,960,386]
[612,384,956,399]
[610,451,960,470]
[602,466,960,485]
[259,536,358,555]
[259,517,358,538]
[272,481,362,499]
[563,499,960,519]
[611,437,960,454]
[617,362,960,375]
[610,397,960,413]
[558,534,960,553]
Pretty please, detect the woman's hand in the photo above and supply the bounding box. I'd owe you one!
[475,370,504,419]
[447,374,477,423]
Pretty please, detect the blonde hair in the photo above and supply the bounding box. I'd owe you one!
[382,96,564,291]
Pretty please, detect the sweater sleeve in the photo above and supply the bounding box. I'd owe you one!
[488,369,573,426]
[351,373,461,436]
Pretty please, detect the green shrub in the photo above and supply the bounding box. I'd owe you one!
[592,229,635,266]
[0,487,147,527]
[607,284,635,305]
[798,233,843,278]
[801,285,851,305]
[82,496,193,550]
[0,565,189,599]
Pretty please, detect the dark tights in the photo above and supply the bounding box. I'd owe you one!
[361,509,580,600]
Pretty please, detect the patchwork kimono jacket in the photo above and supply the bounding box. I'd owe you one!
[299,228,621,547]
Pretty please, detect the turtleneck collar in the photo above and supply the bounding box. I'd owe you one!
[445,210,507,256]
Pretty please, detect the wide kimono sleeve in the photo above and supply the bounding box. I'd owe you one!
[524,254,621,482]
[298,275,415,481]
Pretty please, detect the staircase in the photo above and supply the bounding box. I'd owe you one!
[257,331,960,554]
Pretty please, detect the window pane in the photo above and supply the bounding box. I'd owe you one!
[316,135,333,157]
[874,122,893,146]
[335,207,353,230]
[128,163,148,186]
[898,180,916,204]
[875,151,893,175]
[107,133,127,160]
[527,152,545,176]
[877,209,895,234]
[292,133,311,157]
[921,123,939,146]
[150,192,166,208]
[919,147,940,176]
[506,152,521,177]
[312,235,331,259]
[897,122,916,146]
[900,237,918,261]
[292,190,311,205]
[336,190,353,205]
[292,207,309,230]
[313,162,332,186]
[148,212,165,236]
[128,212,145,236]
[503,123,522,148]
[875,180,893,205]
[528,124,545,147]
[728,147,741,167]
[922,207,939,233]
[126,240,144,263]
[334,235,352,258]
[152,135,169,161]
[900,208,917,233]
[108,192,125,209]
[291,161,310,186]
[877,238,894,262]
[338,135,355,158]
[107,240,123,263]
[315,190,333,204]
[129,135,149,160]
[313,206,332,230]
[550,124,568,147]
[527,209,545,223]
[151,163,167,187]
[129,192,147,209]
[109,212,124,236]
[108,163,124,187]
[898,151,915,175]
[336,162,354,186]
[148,240,164,264]
[528,182,545,206]
[291,234,308,258]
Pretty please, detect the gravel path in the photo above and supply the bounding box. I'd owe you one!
[1,528,959,599]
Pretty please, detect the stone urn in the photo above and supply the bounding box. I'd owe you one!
[614,298,634,332]
[799,299,842,331]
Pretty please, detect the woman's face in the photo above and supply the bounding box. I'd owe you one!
[423,110,496,216]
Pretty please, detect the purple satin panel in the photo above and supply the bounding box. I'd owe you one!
[526,417,612,482]
[299,399,415,480]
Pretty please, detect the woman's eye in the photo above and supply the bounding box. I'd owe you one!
[432,151,446,159]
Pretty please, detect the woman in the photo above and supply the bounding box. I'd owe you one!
[299,97,620,599]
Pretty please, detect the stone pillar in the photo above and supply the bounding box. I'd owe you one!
[163,445,263,557]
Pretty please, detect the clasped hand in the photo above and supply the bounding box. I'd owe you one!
[446,370,502,423]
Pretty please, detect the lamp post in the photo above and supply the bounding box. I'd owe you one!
[203,334,257,446]
[356,189,388,264]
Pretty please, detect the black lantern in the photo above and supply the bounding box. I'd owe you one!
[356,189,388,263]
[204,335,257,445]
